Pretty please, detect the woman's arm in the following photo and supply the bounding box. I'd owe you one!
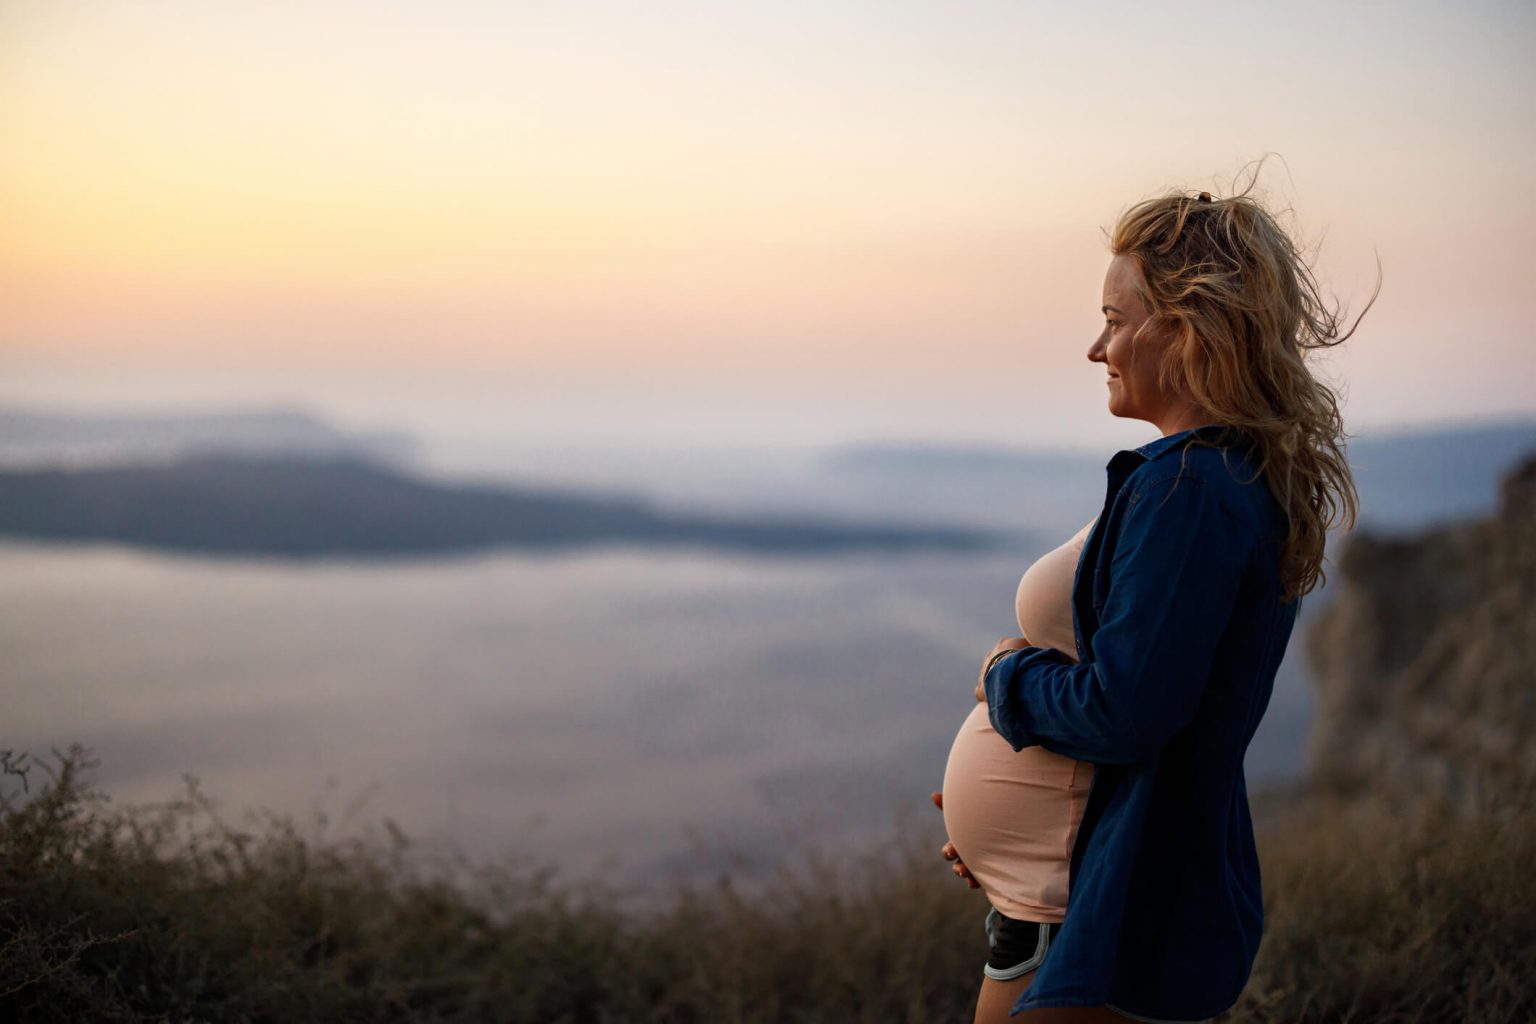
[982,473,1254,764]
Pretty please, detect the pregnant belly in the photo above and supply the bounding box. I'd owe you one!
[941,702,1093,920]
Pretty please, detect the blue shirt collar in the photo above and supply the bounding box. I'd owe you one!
[1128,423,1234,463]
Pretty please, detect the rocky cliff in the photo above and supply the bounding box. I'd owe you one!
[1304,451,1536,810]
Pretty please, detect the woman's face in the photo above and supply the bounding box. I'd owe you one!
[1088,253,1185,432]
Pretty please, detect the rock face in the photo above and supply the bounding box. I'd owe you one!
[1304,452,1536,810]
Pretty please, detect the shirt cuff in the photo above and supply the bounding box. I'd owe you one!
[983,648,1033,751]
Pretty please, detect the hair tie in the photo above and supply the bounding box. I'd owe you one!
[1197,191,1213,203]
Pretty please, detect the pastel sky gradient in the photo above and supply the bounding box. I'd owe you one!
[2,0,1532,450]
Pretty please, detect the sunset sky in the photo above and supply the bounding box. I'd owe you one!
[2,0,1532,451]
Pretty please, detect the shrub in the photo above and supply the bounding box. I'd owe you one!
[2,748,1532,1022]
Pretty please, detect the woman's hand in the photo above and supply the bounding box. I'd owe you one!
[930,791,979,889]
[976,636,1033,702]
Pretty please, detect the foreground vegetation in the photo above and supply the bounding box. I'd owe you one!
[2,748,1532,1023]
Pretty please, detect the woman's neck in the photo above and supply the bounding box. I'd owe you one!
[1154,402,1214,437]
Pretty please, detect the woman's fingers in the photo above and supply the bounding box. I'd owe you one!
[989,636,1032,657]
[940,840,981,888]
[977,637,1034,699]
[933,793,977,889]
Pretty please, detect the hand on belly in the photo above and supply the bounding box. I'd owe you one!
[940,703,1090,918]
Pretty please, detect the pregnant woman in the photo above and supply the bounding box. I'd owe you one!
[936,180,1372,1023]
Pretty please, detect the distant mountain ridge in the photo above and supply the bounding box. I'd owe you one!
[821,417,1536,535]
[0,406,415,468]
[2,406,1530,560]
[0,454,1007,559]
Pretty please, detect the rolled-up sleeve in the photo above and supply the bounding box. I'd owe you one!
[983,473,1253,764]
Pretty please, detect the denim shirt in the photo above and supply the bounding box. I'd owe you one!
[983,424,1299,1020]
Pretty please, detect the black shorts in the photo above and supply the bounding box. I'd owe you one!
[981,908,1215,1022]
[982,906,1062,981]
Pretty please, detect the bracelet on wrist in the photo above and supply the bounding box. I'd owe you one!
[984,648,1020,676]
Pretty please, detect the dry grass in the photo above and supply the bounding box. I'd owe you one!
[1234,783,1536,1023]
[2,747,1532,1023]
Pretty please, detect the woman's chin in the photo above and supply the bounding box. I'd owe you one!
[1105,388,1148,422]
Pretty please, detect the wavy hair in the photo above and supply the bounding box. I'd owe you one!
[1110,166,1378,603]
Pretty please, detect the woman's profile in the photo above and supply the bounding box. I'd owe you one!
[934,170,1374,1023]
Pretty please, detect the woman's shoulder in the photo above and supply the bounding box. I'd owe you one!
[1125,429,1263,489]
[1120,440,1271,537]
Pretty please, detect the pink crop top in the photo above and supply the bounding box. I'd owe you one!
[940,515,1098,922]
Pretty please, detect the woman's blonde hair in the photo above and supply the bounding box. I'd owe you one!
[1110,165,1377,603]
